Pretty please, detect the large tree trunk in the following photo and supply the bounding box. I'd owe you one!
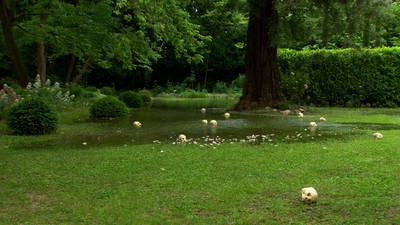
[0,0,29,86]
[234,1,281,110]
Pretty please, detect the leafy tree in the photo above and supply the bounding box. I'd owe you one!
[1,0,207,86]
[382,1,400,46]
[234,0,392,110]
[0,0,30,86]
[188,0,247,89]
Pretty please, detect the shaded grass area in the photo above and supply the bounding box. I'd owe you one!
[0,107,399,224]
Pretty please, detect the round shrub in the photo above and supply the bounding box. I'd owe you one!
[119,91,143,108]
[90,96,128,118]
[6,97,58,135]
[100,86,117,96]
[139,89,152,104]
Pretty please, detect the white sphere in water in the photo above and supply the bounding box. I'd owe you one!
[224,112,230,119]
[301,187,318,204]
[201,119,208,124]
[309,122,317,127]
[201,108,206,113]
[319,117,326,122]
[133,121,142,128]
[373,132,383,139]
[209,120,218,126]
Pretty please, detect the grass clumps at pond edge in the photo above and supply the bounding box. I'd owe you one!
[0,107,399,224]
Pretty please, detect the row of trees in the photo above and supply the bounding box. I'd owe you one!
[1,0,400,109]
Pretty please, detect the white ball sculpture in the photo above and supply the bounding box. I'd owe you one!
[133,121,142,128]
[209,120,218,126]
[319,117,326,122]
[201,119,208,124]
[178,134,187,143]
[373,132,383,139]
[309,122,317,127]
[298,112,304,118]
[224,112,230,119]
[301,187,318,204]
[201,108,206,113]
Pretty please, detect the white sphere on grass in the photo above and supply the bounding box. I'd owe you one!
[301,187,318,204]
[373,132,383,139]
[133,121,142,128]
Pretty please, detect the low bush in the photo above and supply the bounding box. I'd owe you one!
[65,84,85,98]
[90,96,128,118]
[0,84,20,120]
[100,87,117,96]
[25,75,75,110]
[119,91,143,108]
[139,90,152,103]
[6,97,58,135]
[85,86,98,92]
[179,89,207,98]
[213,81,229,94]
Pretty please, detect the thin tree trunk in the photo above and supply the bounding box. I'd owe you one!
[234,1,281,110]
[0,0,29,86]
[203,43,211,90]
[321,2,330,48]
[65,54,76,84]
[37,14,47,85]
[72,57,91,85]
[36,42,46,84]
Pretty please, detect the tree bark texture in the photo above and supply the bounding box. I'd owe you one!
[0,0,29,86]
[234,1,281,110]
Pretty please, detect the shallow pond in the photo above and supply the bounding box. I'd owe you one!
[61,99,399,148]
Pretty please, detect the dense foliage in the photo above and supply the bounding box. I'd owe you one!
[119,91,143,108]
[0,84,19,120]
[100,87,117,96]
[279,47,400,107]
[90,96,128,118]
[25,75,75,110]
[6,97,58,135]
[138,90,152,104]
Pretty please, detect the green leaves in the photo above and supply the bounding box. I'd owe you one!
[278,47,400,107]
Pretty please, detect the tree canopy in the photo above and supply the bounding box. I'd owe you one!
[0,0,399,99]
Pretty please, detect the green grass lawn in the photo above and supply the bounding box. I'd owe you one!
[0,107,399,224]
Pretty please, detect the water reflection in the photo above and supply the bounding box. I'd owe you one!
[57,99,400,148]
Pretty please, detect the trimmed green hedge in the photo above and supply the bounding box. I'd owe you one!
[7,97,58,135]
[90,96,128,119]
[278,47,400,107]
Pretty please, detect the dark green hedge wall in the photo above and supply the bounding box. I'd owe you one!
[278,47,400,107]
